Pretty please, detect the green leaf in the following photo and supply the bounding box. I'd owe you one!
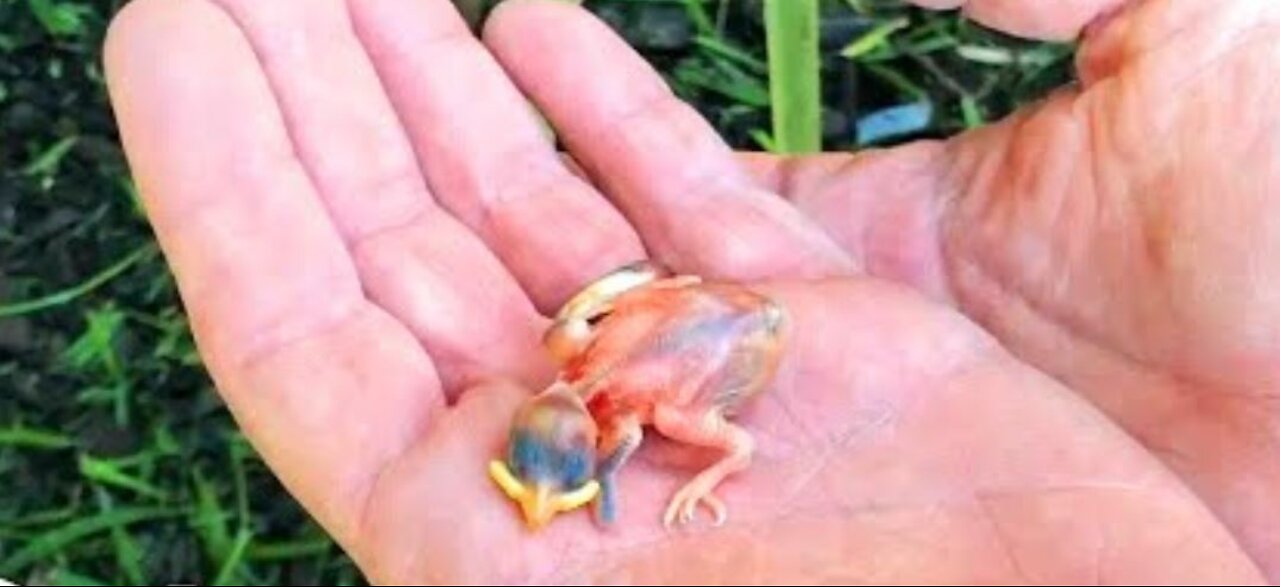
[693,35,767,75]
[192,466,232,564]
[749,128,777,152]
[64,306,124,372]
[9,506,79,528]
[117,175,147,218]
[960,95,986,128]
[96,488,148,585]
[863,61,927,101]
[0,243,155,318]
[840,16,910,60]
[0,507,182,575]
[21,135,78,177]
[64,305,133,425]
[25,0,91,37]
[79,454,169,500]
[246,538,334,561]
[955,44,1014,65]
[212,529,253,586]
[46,568,110,587]
[231,439,251,529]
[680,0,715,36]
[764,0,821,153]
[0,425,74,449]
[674,57,770,108]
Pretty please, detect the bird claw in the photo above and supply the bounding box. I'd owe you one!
[663,483,727,530]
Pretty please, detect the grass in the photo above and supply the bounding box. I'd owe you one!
[0,0,1073,584]
[764,0,822,153]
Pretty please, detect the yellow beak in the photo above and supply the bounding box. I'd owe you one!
[488,460,600,531]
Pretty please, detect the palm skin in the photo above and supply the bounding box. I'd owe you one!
[102,0,1277,584]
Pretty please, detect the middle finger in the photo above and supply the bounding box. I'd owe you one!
[484,0,859,282]
[348,0,648,311]
[209,0,551,394]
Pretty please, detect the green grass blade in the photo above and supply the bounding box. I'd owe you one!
[45,569,110,587]
[675,57,770,107]
[9,506,79,528]
[764,0,822,153]
[21,135,78,176]
[108,524,147,585]
[231,437,252,530]
[96,488,147,585]
[246,538,334,561]
[0,507,182,575]
[79,454,169,500]
[212,529,253,586]
[840,16,909,60]
[680,0,715,36]
[25,0,90,37]
[693,35,768,75]
[955,44,1014,65]
[0,425,74,449]
[960,95,986,128]
[192,467,232,564]
[0,243,154,318]
[863,62,928,101]
[749,129,777,152]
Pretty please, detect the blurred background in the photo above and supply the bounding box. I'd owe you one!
[0,0,1072,584]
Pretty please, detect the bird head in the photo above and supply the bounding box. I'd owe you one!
[489,383,600,530]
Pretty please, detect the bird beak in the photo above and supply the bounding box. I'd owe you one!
[522,483,557,531]
[489,460,526,502]
[558,478,601,513]
[488,460,600,531]
[524,479,602,530]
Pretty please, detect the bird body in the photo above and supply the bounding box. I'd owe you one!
[566,280,784,425]
[489,262,787,530]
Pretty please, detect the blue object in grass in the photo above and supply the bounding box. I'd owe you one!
[856,101,934,146]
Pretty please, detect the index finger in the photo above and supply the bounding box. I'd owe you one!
[105,0,442,549]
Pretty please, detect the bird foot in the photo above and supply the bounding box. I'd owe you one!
[662,479,727,529]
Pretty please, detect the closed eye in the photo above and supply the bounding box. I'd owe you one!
[561,451,592,487]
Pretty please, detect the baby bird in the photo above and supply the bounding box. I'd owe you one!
[489,261,787,531]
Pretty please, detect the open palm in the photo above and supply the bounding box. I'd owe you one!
[104,0,1274,583]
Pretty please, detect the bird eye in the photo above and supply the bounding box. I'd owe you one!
[561,450,591,487]
[510,432,540,477]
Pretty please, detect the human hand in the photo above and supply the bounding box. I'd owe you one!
[102,0,1272,583]
[750,0,1280,580]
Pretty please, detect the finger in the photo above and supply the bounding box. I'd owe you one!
[208,0,550,393]
[105,0,441,546]
[348,0,646,312]
[909,0,1126,41]
[483,0,856,282]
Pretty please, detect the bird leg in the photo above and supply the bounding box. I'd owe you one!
[593,413,642,527]
[653,404,754,528]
